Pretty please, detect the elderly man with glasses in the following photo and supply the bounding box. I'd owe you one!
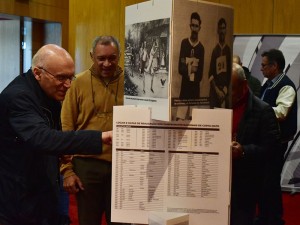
[0,44,112,225]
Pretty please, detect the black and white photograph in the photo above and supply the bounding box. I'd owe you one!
[124,0,172,121]
[124,18,170,99]
[170,0,233,121]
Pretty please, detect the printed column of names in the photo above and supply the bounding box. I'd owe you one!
[167,128,218,198]
[114,124,165,211]
[167,152,218,198]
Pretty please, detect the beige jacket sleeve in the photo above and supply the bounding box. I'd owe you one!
[273,85,296,121]
[59,79,79,178]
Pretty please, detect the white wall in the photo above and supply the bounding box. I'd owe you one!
[0,19,20,92]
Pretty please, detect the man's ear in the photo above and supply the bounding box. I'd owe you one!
[90,52,93,60]
[32,67,42,81]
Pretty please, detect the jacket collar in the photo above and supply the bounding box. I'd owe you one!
[268,73,285,89]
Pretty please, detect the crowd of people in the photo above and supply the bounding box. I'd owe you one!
[0,16,297,225]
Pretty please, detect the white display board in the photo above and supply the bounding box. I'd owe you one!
[111,106,232,225]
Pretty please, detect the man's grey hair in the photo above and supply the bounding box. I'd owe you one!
[90,36,121,56]
[232,63,246,80]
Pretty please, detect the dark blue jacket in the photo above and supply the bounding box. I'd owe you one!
[0,69,102,225]
[260,73,297,143]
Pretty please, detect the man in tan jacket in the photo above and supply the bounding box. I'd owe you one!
[60,36,124,225]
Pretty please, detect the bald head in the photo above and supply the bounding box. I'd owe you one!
[31,44,75,101]
[232,55,242,66]
[32,44,74,70]
[232,63,248,106]
[232,63,246,80]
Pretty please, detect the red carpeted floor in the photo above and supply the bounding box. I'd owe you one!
[68,195,107,225]
[69,191,300,225]
[281,191,300,225]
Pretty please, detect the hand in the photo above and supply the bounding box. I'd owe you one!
[231,141,244,159]
[59,155,73,164]
[102,130,112,145]
[209,77,226,101]
[63,174,84,194]
[215,87,225,101]
[223,86,228,95]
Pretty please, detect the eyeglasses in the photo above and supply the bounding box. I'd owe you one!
[38,67,76,83]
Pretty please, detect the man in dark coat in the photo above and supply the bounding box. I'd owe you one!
[231,63,281,225]
[0,44,112,225]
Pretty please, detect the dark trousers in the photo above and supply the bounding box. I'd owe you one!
[255,143,287,225]
[230,173,260,225]
[58,175,70,225]
[231,194,257,225]
[73,157,126,225]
